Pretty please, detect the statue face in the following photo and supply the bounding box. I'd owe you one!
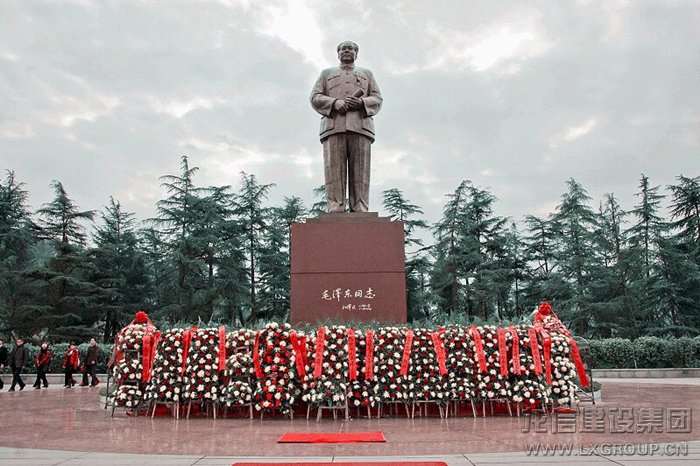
[337,42,357,63]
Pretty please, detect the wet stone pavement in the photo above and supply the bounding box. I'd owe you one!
[0,379,698,463]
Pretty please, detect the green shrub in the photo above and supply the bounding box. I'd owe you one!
[667,337,699,368]
[633,336,671,368]
[589,338,634,369]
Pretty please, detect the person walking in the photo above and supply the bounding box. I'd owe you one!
[0,339,7,390]
[9,338,28,391]
[81,337,100,387]
[62,342,79,388]
[33,342,51,389]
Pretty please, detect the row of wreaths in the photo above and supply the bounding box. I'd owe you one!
[110,304,589,414]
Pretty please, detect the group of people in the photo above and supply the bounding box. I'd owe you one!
[0,337,101,390]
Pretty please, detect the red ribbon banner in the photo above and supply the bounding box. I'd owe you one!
[147,331,162,383]
[528,327,543,375]
[539,328,553,385]
[290,331,307,379]
[470,325,488,373]
[347,328,358,381]
[508,325,521,375]
[218,325,226,372]
[180,327,194,377]
[569,337,590,388]
[141,332,153,382]
[365,330,375,380]
[399,329,414,376]
[430,331,448,376]
[313,326,326,379]
[497,327,509,376]
[253,330,263,379]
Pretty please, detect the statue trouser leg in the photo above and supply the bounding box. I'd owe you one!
[347,133,371,212]
[322,134,347,213]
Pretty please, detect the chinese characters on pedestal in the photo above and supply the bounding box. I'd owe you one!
[321,287,376,312]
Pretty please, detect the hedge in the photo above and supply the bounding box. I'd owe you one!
[589,336,700,369]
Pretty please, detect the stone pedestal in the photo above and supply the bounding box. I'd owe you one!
[290,212,407,324]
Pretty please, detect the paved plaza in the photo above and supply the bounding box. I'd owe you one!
[0,379,698,465]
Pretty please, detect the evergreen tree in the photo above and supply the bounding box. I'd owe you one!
[153,155,209,322]
[382,188,429,248]
[626,174,668,331]
[233,172,274,324]
[668,175,700,252]
[550,179,597,335]
[431,181,471,316]
[522,214,559,309]
[29,181,101,341]
[587,194,635,337]
[0,171,38,338]
[258,197,307,321]
[90,197,150,341]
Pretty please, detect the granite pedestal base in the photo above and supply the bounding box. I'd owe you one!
[290,212,407,324]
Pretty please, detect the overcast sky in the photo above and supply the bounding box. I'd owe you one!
[1,0,699,232]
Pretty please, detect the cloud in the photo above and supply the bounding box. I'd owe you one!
[0,0,698,233]
[255,0,326,68]
[549,117,599,148]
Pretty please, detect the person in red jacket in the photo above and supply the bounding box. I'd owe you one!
[33,341,51,389]
[62,342,79,388]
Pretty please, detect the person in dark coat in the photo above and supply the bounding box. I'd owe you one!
[9,338,28,391]
[0,339,7,390]
[81,337,100,387]
[62,342,79,388]
[33,342,51,389]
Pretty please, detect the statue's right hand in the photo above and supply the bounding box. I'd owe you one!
[333,99,348,114]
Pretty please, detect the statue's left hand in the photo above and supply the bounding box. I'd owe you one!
[345,96,363,111]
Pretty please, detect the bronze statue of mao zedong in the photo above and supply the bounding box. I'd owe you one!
[310,41,383,213]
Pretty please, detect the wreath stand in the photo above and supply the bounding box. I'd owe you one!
[111,349,144,417]
[149,400,181,419]
[377,400,411,418]
[411,399,448,419]
[449,397,478,418]
[313,399,349,421]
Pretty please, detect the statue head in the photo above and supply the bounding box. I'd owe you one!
[337,41,359,64]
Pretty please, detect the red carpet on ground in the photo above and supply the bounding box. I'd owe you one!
[234,463,447,466]
[277,431,386,443]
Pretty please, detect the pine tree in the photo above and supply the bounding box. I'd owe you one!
[382,188,429,248]
[551,179,597,335]
[431,181,471,316]
[0,171,38,338]
[29,181,102,341]
[90,197,149,341]
[258,197,306,321]
[153,156,209,322]
[668,175,700,252]
[233,172,275,324]
[587,194,635,337]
